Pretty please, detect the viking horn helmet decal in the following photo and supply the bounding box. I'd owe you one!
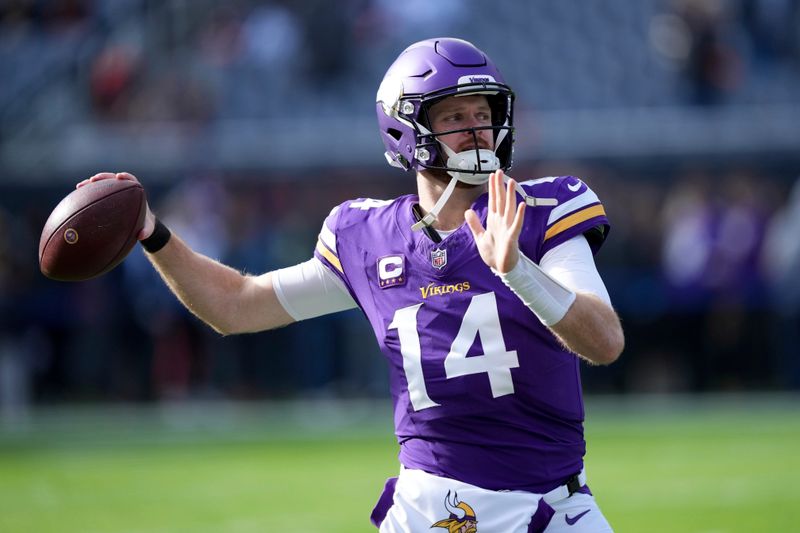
[444,490,477,520]
[432,490,478,532]
[444,491,466,520]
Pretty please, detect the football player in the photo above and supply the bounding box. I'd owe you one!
[82,37,623,532]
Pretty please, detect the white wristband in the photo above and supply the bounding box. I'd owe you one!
[494,253,577,326]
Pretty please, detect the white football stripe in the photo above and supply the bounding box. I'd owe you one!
[547,188,600,225]
[521,176,559,186]
[320,222,337,253]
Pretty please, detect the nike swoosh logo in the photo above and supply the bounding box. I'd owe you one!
[565,509,590,525]
[567,181,582,192]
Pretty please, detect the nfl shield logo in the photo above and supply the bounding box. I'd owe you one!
[431,248,447,270]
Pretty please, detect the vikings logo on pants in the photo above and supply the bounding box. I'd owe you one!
[431,491,478,533]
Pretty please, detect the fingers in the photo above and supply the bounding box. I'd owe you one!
[493,170,505,216]
[510,200,526,241]
[487,170,520,228]
[504,177,517,224]
[89,172,115,181]
[488,171,497,214]
[77,172,115,188]
[77,171,139,189]
[464,209,485,240]
[115,172,139,183]
[488,170,508,216]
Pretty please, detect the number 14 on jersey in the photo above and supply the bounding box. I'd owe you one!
[388,292,520,411]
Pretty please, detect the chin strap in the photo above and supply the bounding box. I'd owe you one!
[411,176,458,231]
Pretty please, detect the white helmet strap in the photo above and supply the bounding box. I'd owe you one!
[411,175,458,231]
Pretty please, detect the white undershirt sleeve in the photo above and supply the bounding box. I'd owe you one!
[272,257,358,321]
[539,235,612,306]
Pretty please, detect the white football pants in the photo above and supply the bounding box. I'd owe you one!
[376,467,612,532]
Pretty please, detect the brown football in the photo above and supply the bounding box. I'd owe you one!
[39,179,146,281]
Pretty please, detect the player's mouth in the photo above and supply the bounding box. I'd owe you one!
[458,140,492,152]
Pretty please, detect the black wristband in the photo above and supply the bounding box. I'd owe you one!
[141,218,172,253]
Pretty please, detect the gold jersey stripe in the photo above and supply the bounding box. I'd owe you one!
[544,204,606,242]
[316,239,343,273]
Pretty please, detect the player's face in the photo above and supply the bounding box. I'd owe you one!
[428,95,494,154]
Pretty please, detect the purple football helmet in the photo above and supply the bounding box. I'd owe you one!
[376,38,515,179]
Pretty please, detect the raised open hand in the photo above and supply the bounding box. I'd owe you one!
[465,170,526,273]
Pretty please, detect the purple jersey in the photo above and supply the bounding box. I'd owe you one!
[314,176,610,493]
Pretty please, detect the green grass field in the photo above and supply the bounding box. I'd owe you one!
[0,395,798,532]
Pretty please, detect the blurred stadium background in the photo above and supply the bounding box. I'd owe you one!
[1,0,799,531]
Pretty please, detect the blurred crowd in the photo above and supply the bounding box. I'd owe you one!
[1,0,800,134]
[584,165,800,393]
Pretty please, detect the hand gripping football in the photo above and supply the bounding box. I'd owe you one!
[39,178,146,281]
